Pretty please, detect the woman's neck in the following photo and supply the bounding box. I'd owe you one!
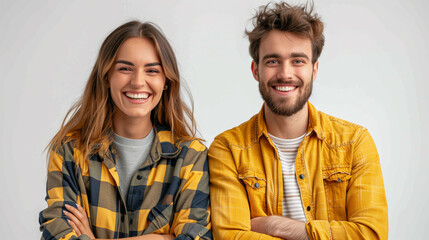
[112,113,153,139]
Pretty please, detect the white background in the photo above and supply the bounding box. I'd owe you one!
[1,0,428,239]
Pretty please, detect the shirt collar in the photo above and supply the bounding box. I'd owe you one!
[253,102,325,142]
[96,122,181,165]
[306,102,325,140]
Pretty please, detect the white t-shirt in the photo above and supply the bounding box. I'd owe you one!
[269,133,306,222]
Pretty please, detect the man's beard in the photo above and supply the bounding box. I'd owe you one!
[258,74,313,117]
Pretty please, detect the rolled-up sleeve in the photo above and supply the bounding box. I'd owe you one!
[39,145,90,240]
[172,141,212,240]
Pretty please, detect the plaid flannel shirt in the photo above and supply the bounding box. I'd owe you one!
[209,102,388,240]
[39,124,212,240]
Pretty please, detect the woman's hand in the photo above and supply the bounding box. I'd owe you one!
[64,204,175,240]
[64,204,96,240]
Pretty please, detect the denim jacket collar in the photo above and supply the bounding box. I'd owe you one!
[253,102,325,142]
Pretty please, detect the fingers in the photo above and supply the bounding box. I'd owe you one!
[77,204,87,217]
[75,205,91,229]
[67,219,81,236]
[64,204,95,239]
[63,209,80,226]
[65,204,89,227]
[65,204,84,220]
[64,207,86,236]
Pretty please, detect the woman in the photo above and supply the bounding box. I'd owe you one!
[39,21,211,240]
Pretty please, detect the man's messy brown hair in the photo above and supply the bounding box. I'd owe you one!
[246,1,325,64]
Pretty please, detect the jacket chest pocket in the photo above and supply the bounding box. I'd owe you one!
[239,170,267,216]
[322,167,351,221]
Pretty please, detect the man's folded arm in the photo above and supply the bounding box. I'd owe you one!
[208,137,282,240]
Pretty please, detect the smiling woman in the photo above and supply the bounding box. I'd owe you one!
[109,37,166,139]
[38,21,211,240]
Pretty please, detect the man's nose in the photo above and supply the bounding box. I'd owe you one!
[276,62,294,80]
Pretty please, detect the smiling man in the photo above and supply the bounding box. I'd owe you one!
[208,2,388,240]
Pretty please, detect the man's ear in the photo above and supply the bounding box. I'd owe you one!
[312,61,319,82]
[251,60,259,82]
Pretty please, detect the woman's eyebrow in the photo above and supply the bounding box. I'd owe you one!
[145,62,161,67]
[115,60,134,66]
[115,60,161,67]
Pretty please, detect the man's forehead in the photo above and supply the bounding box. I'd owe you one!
[259,30,312,54]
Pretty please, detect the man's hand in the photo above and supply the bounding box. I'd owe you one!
[251,215,308,240]
[64,204,96,240]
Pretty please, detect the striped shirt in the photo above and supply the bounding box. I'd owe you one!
[39,124,212,240]
[269,133,306,222]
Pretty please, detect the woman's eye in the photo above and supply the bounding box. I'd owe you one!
[147,69,160,73]
[119,67,131,71]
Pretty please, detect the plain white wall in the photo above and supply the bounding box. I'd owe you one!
[1,0,428,239]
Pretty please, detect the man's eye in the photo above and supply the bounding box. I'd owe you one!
[267,60,278,64]
[294,60,304,64]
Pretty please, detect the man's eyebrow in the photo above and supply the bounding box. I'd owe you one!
[290,52,310,60]
[261,54,281,61]
[261,53,310,61]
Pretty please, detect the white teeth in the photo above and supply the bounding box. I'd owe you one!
[275,86,296,92]
[125,92,149,99]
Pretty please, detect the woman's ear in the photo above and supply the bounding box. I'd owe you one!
[105,76,110,88]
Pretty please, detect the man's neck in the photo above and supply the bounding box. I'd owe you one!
[264,102,309,139]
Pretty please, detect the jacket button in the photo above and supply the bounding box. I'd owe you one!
[254,183,260,188]
[338,178,342,183]
[137,175,142,180]
[299,174,305,179]
[306,206,311,211]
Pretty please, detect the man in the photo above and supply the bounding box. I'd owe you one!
[208,2,388,240]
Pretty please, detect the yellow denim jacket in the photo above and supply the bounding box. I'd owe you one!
[208,102,388,240]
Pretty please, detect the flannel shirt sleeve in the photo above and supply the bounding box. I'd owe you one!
[171,141,212,240]
[208,137,282,240]
[306,130,388,240]
[39,143,91,240]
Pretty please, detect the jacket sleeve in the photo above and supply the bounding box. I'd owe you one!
[39,144,91,240]
[306,130,388,240]
[171,141,212,240]
[208,137,282,240]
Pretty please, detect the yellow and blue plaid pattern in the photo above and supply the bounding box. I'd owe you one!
[39,124,211,240]
[209,102,388,240]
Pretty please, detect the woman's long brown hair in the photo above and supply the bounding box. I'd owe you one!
[47,21,197,160]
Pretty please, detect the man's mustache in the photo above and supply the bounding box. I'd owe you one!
[267,78,303,87]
